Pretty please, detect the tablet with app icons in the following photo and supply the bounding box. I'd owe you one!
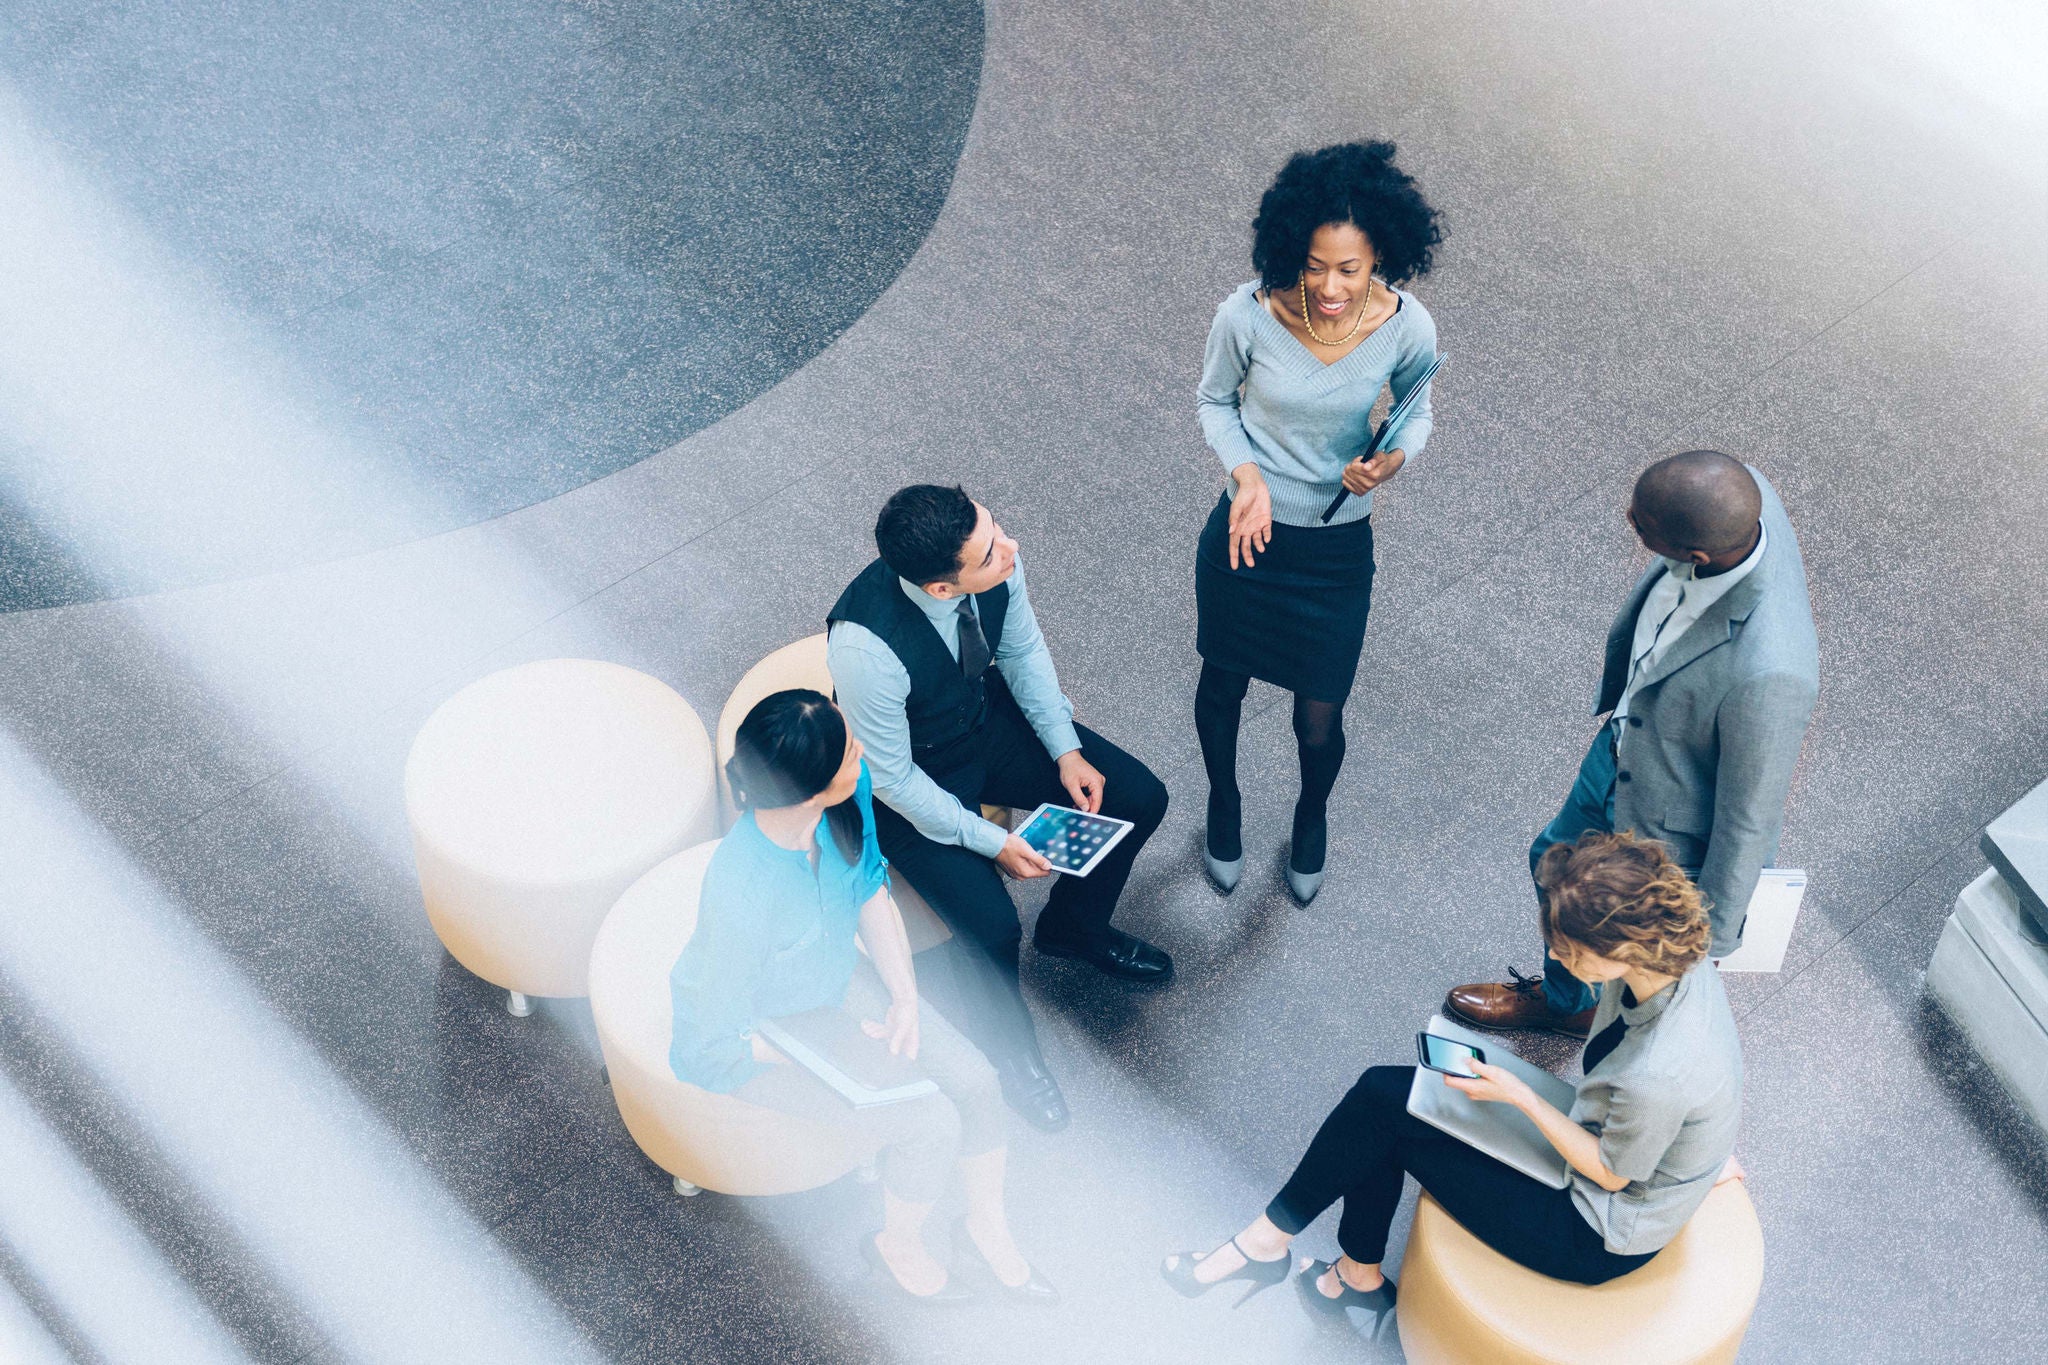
[1014,803,1134,877]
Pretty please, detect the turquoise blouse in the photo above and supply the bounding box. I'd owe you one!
[668,765,891,1092]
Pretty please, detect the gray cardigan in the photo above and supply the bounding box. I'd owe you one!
[1603,467,1820,954]
[1196,281,1438,526]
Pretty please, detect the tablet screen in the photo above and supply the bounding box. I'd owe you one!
[1014,804,1135,877]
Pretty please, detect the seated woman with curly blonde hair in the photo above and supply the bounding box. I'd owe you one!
[1163,831,1745,1334]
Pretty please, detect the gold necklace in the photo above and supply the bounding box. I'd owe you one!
[1299,275,1373,346]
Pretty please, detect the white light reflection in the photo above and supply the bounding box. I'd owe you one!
[0,80,433,598]
[0,1275,82,1365]
[1876,0,2048,125]
[0,37,1343,1365]
[0,66,583,887]
[0,59,839,1364]
[1868,0,2048,192]
[0,71,879,1361]
[0,732,604,1365]
[0,1069,249,1364]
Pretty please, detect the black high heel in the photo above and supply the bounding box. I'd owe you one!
[1296,1259,1396,1338]
[1160,1236,1291,1304]
[859,1233,973,1305]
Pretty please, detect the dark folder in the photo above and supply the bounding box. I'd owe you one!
[1319,352,1447,523]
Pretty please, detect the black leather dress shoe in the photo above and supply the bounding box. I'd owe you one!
[994,1052,1070,1132]
[1033,925,1175,985]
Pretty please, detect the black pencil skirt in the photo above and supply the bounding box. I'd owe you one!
[1195,490,1376,703]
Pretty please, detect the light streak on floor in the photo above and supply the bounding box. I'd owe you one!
[0,1068,251,1363]
[0,731,607,1365]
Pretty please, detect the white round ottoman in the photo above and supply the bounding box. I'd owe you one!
[591,841,880,1196]
[405,659,717,1012]
[714,634,833,828]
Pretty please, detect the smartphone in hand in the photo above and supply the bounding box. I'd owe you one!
[1416,1032,1485,1078]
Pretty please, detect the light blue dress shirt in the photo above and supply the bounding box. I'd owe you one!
[827,558,1081,859]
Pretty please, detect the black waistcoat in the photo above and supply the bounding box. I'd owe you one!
[828,558,1010,781]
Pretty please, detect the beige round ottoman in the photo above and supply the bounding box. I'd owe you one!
[1397,1184,1764,1365]
[405,659,717,1013]
[589,840,879,1196]
[714,634,834,827]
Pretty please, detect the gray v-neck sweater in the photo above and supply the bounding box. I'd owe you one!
[1196,280,1438,526]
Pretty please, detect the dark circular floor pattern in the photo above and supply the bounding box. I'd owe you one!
[0,0,983,610]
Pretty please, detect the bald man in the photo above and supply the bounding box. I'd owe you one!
[1449,451,1819,1035]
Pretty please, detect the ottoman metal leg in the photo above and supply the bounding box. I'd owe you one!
[506,990,533,1017]
[672,1176,701,1197]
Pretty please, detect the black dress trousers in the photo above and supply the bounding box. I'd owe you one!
[872,688,1167,1062]
[1265,1065,1656,1284]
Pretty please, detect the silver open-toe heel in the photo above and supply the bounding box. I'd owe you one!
[955,1220,1058,1305]
[859,1233,972,1305]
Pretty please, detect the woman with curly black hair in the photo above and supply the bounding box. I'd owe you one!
[1193,140,1442,904]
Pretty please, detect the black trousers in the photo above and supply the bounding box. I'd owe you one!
[1266,1065,1655,1285]
[872,690,1168,1062]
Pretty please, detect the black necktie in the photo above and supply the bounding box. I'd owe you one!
[956,598,991,678]
[1583,1013,1629,1073]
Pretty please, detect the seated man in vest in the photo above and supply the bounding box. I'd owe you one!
[828,484,1172,1131]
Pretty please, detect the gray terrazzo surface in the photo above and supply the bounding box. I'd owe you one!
[1,0,2046,1361]
[0,0,982,608]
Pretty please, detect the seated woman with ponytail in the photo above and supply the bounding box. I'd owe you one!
[669,689,1051,1304]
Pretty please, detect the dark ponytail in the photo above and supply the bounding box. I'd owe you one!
[727,689,864,863]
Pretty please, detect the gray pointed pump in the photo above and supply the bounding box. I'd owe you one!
[1205,849,1243,893]
[1285,864,1324,905]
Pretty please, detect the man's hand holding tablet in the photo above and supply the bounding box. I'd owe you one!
[995,750,1111,878]
[995,835,1054,880]
[1015,803,1136,877]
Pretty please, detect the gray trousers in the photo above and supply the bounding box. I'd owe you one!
[733,961,1005,1203]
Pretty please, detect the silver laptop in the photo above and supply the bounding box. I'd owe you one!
[1406,1013,1577,1190]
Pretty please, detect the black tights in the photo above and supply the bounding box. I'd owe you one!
[1194,663,1346,866]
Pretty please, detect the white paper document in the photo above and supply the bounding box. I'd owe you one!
[1715,868,1806,973]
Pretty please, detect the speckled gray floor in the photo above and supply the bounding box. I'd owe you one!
[0,0,981,608]
[1,1,2045,1362]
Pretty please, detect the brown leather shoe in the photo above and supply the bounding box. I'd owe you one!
[1445,968,1597,1038]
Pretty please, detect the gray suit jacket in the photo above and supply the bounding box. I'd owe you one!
[1601,468,1819,953]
